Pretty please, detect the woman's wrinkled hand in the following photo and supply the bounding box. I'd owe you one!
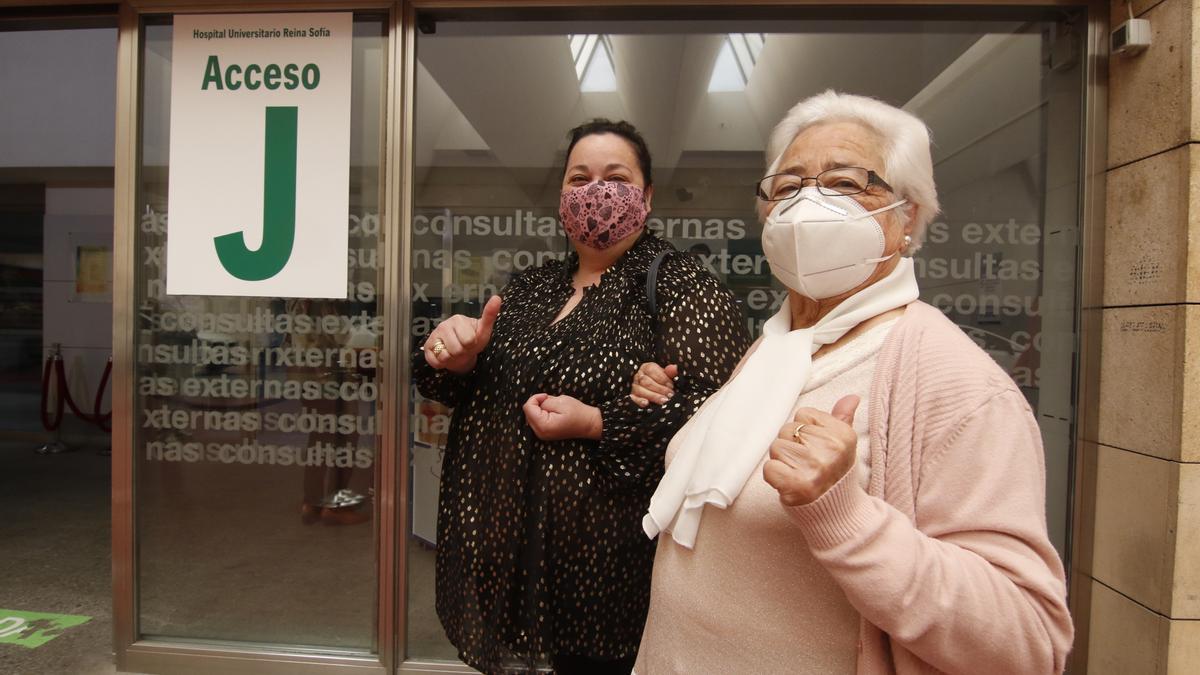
[763,395,860,507]
[630,362,677,407]
[523,393,603,441]
[423,295,501,375]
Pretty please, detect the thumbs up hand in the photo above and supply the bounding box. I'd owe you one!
[762,395,861,507]
[424,295,502,375]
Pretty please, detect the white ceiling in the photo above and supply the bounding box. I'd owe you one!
[0,20,1058,195]
[415,24,1049,186]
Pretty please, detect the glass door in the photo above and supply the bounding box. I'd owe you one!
[118,6,393,672]
[404,5,1086,670]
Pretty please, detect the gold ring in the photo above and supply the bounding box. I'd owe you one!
[791,423,807,442]
[431,339,446,355]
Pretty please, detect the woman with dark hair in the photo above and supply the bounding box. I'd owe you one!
[413,119,750,674]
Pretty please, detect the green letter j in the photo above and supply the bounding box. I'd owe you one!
[214,106,298,281]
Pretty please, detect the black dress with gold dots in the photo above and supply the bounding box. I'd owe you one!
[414,233,751,673]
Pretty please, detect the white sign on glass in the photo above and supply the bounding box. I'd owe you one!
[166,13,352,297]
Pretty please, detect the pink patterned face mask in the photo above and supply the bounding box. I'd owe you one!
[559,180,649,250]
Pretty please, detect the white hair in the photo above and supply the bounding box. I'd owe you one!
[765,90,939,253]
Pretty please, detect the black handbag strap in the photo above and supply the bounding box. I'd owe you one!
[646,249,670,321]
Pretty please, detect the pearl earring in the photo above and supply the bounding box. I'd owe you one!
[903,234,912,249]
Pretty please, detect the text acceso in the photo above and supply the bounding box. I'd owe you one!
[201,55,320,91]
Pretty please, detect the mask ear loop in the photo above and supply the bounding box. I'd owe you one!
[857,201,912,264]
[859,198,909,219]
[559,190,575,257]
[855,204,914,266]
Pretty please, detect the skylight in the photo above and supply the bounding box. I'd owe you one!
[707,34,766,92]
[569,34,618,92]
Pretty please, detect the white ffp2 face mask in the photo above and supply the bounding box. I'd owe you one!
[762,187,908,300]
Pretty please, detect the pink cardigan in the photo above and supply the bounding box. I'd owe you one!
[787,301,1074,674]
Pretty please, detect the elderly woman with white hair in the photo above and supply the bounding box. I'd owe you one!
[628,91,1074,674]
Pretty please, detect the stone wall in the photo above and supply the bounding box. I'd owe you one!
[1084,0,1200,672]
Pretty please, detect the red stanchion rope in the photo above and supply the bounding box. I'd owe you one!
[40,352,113,433]
[40,353,64,432]
[93,358,113,432]
[56,356,91,421]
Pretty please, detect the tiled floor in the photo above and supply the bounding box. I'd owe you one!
[0,439,458,674]
[0,440,117,675]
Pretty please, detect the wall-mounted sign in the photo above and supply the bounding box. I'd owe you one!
[74,245,112,300]
[166,13,352,298]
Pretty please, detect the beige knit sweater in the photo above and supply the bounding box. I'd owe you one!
[640,301,1074,674]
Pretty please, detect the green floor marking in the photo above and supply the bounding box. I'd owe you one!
[0,609,91,649]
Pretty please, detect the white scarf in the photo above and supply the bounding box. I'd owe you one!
[642,257,920,548]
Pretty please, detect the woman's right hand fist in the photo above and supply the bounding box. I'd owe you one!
[424,295,502,375]
[630,362,677,408]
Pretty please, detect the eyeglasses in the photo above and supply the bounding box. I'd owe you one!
[755,167,895,201]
